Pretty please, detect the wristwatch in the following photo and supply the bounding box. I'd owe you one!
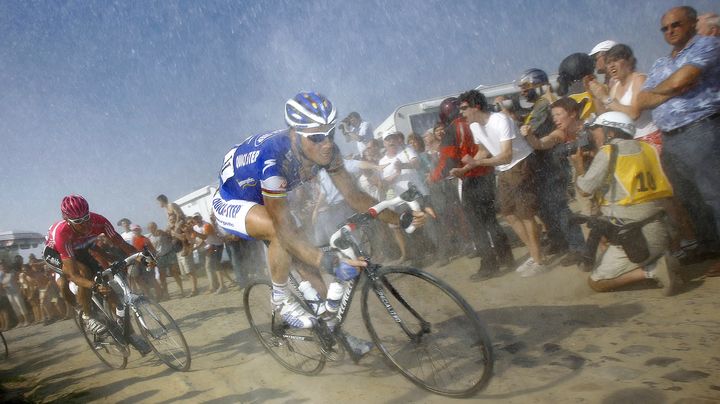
[602,96,614,107]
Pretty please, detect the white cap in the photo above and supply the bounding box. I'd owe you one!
[382,131,401,140]
[589,40,618,56]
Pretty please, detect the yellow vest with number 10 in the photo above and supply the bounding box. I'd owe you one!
[598,141,673,206]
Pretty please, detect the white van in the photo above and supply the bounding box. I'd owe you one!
[374,75,559,139]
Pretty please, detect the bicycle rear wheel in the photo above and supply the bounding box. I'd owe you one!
[78,310,129,369]
[133,298,191,371]
[361,266,493,397]
[244,280,325,375]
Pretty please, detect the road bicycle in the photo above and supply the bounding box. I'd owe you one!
[46,250,191,371]
[244,186,494,397]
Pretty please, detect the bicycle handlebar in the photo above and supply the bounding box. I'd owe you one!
[329,184,424,260]
[99,250,154,280]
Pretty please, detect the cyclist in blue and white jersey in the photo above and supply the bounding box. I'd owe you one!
[213,91,427,328]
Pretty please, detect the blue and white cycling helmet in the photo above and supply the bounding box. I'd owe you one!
[284,91,337,130]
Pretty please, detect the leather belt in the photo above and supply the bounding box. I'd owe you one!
[663,112,720,136]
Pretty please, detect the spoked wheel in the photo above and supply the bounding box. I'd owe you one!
[361,267,494,398]
[244,280,325,375]
[0,332,7,360]
[133,298,191,371]
[78,311,129,369]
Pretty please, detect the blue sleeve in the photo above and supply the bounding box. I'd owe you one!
[684,36,720,71]
[642,59,664,90]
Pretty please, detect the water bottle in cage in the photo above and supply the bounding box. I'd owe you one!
[324,282,345,314]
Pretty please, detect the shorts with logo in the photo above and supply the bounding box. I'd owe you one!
[212,192,259,240]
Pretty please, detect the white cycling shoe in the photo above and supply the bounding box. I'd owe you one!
[275,298,316,329]
[84,316,107,336]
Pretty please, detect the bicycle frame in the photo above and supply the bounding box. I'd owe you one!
[86,252,154,346]
[274,185,432,363]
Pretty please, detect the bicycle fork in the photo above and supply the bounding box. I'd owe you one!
[371,274,431,343]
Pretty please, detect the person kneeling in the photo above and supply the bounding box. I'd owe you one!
[571,111,680,295]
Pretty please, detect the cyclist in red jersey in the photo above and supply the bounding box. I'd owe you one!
[45,195,138,335]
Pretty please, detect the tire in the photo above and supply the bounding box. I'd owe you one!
[78,309,129,369]
[243,280,325,375]
[361,266,494,397]
[0,332,7,360]
[133,298,191,371]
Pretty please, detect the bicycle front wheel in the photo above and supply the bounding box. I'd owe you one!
[361,266,494,397]
[78,311,129,369]
[133,298,191,371]
[244,280,325,375]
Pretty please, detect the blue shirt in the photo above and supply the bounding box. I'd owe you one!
[218,129,343,204]
[643,35,720,132]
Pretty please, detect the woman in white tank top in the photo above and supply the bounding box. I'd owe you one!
[587,44,662,151]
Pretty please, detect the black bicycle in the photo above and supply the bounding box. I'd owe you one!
[48,251,191,371]
[244,186,494,397]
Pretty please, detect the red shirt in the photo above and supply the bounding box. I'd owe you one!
[132,235,150,251]
[430,117,491,182]
[45,212,119,260]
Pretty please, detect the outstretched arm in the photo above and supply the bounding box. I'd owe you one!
[330,166,400,225]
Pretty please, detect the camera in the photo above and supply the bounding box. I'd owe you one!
[566,126,594,155]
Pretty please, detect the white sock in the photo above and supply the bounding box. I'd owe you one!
[644,262,658,279]
[271,281,288,305]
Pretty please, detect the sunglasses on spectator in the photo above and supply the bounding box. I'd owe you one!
[66,214,90,225]
[302,127,336,143]
[660,20,683,32]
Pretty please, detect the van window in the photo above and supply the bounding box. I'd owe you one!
[409,111,440,137]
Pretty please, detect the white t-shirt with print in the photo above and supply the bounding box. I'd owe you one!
[379,146,429,196]
[469,112,533,172]
[317,159,361,205]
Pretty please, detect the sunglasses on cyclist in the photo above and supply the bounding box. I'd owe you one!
[66,214,90,225]
[660,20,683,32]
[301,126,336,144]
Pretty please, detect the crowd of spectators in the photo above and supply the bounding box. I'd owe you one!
[0,254,71,331]
[290,5,719,295]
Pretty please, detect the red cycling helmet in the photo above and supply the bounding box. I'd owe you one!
[61,195,90,220]
[439,97,459,125]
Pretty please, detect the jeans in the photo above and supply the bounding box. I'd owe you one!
[661,117,720,248]
[536,169,586,253]
[226,241,247,286]
[461,175,513,267]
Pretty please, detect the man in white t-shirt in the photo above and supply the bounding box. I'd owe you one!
[379,131,430,197]
[458,89,546,277]
[313,158,361,245]
[191,214,227,294]
[117,218,134,243]
[340,112,374,157]
[377,131,435,264]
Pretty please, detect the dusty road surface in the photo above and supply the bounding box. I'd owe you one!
[1,253,719,403]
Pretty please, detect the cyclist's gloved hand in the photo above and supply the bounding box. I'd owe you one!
[321,251,361,281]
[334,262,360,281]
